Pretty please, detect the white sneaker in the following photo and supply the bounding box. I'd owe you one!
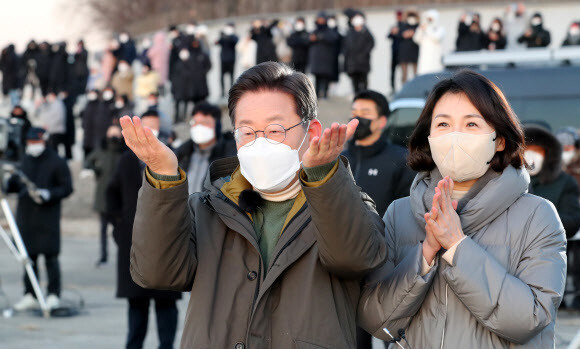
[46,294,60,310]
[13,293,39,311]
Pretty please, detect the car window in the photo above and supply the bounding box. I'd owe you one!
[385,107,423,147]
[514,97,580,131]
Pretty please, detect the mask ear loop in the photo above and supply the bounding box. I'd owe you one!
[486,136,498,165]
[297,120,311,166]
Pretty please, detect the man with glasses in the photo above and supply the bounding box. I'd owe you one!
[120,62,386,348]
[175,101,236,194]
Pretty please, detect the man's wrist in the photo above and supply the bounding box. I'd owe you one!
[148,167,181,181]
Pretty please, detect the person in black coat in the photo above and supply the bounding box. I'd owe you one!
[0,44,21,105]
[251,19,278,64]
[287,17,311,73]
[387,10,405,91]
[484,18,507,50]
[71,40,89,101]
[456,12,486,51]
[524,124,580,309]
[107,111,180,349]
[82,89,115,159]
[168,25,186,79]
[309,12,340,99]
[20,40,39,93]
[216,23,239,97]
[8,127,73,310]
[518,13,551,48]
[176,102,236,194]
[48,42,69,94]
[10,105,32,160]
[114,31,137,65]
[398,10,420,84]
[563,22,580,46]
[35,42,52,97]
[171,39,211,123]
[327,14,343,86]
[343,13,375,94]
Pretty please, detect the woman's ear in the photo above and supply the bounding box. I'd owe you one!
[496,136,506,152]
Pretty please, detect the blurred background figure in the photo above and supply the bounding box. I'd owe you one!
[71,40,89,102]
[84,125,125,267]
[146,31,170,95]
[106,110,180,349]
[114,31,137,65]
[309,12,340,99]
[251,18,278,64]
[456,11,485,51]
[387,10,404,92]
[414,9,445,75]
[287,17,310,74]
[398,10,420,84]
[485,18,507,50]
[216,22,239,97]
[504,1,528,50]
[111,60,134,102]
[135,62,159,109]
[7,127,73,312]
[37,91,67,157]
[563,21,580,46]
[48,42,68,95]
[1,44,21,105]
[518,12,551,48]
[175,102,236,195]
[343,12,375,94]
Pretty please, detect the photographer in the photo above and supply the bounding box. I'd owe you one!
[7,127,73,311]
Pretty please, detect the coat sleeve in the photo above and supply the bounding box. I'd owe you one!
[556,175,580,238]
[130,176,198,291]
[442,199,566,345]
[46,158,73,203]
[301,157,386,279]
[357,201,438,340]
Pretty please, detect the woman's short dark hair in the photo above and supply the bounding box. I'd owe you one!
[408,70,525,173]
[227,62,317,125]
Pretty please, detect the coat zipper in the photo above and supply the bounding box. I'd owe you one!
[440,284,448,349]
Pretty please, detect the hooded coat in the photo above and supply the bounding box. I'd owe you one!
[309,24,341,77]
[146,32,170,85]
[170,48,211,102]
[358,166,566,348]
[343,27,375,75]
[414,10,445,74]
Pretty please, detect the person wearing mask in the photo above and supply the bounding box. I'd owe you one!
[309,12,340,99]
[21,40,39,94]
[114,31,137,65]
[216,23,239,97]
[72,40,89,101]
[343,13,375,94]
[358,71,567,347]
[135,62,159,102]
[387,10,405,92]
[168,25,186,80]
[35,42,52,96]
[326,14,343,96]
[146,31,170,93]
[111,60,135,101]
[485,18,507,50]
[286,17,310,74]
[82,89,104,158]
[143,92,171,134]
[504,2,528,50]
[183,22,198,50]
[37,92,67,156]
[107,110,181,349]
[251,19,279,64]
[171,39,211,123]
[342,90,415,349]
[563,22,580,47]
[10,127,73,311]
[398,10,420,84]
[456,12,485,51]
[518,13,551,48]
[414,9,445,75]
[10,105,32,158]
[176,102,236,195]
[85,125,126,267]
[48,43,69,95]
[525,124,580,309]
[120,62,386,348]
[60,90,76,160]
[0,44,21,106]
[112,94,134,123]
[82,88,116,159]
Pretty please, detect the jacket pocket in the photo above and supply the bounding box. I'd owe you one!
[293,339,329,349]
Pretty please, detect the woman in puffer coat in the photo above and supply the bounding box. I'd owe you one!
[358,70,566,348]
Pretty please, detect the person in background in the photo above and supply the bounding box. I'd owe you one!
[10,105,32,156]
[0,44,21,106]
[35,42,52,96]
[48,43,69,95]
[518,13,551,48]
[414,9,445,75]
[101,39,119,86]
[9,127,73,312]
[114,31,137,65]
[37,91,67,156]
[287,17,310,74]
[82,89,103,158]
[236,34,257,71]
[456,12,485,51]
[176,102,236,195]
[135,62,159,103]
[60,90,76,160]
[168,25,186,80]
[111,60,134,102]
[387,10,405,92]
[85,125,126,267]
[504,1,528,50]
[343,13,375,94]
[485,18,507,50]
[525,124,580,309]
[398,10,420,84]
[113,94,134,123]
[309,12,340,99]
[563,22,580,46]
[72,40,89,102]
[21,40,39,95]
[251,19,279,64]
[326,13,343,96]
[107,110,181,349]
[216,22,239,97]
[146,31,170,93]
[143,92,171,133]
[82,88,116,159]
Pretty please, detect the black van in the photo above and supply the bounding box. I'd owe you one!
[386,65,580,147]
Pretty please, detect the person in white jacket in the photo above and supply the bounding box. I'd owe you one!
[414,9,445,75]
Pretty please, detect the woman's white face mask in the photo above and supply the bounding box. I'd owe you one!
[429,131,497,182]
[524,150,544,176]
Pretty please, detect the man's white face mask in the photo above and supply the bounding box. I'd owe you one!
[562,150,575,165]
[26,143,46,157]
[237,122,309,193]
[428,131,497,182]
[524,149,544,176]
[190,124,215,144]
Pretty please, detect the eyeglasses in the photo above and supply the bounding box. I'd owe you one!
[234,121,306,146]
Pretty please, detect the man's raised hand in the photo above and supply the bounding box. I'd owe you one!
[302,118,358,168]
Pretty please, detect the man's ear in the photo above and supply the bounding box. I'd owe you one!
[378,115,388,130]
[308,119,322,141]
